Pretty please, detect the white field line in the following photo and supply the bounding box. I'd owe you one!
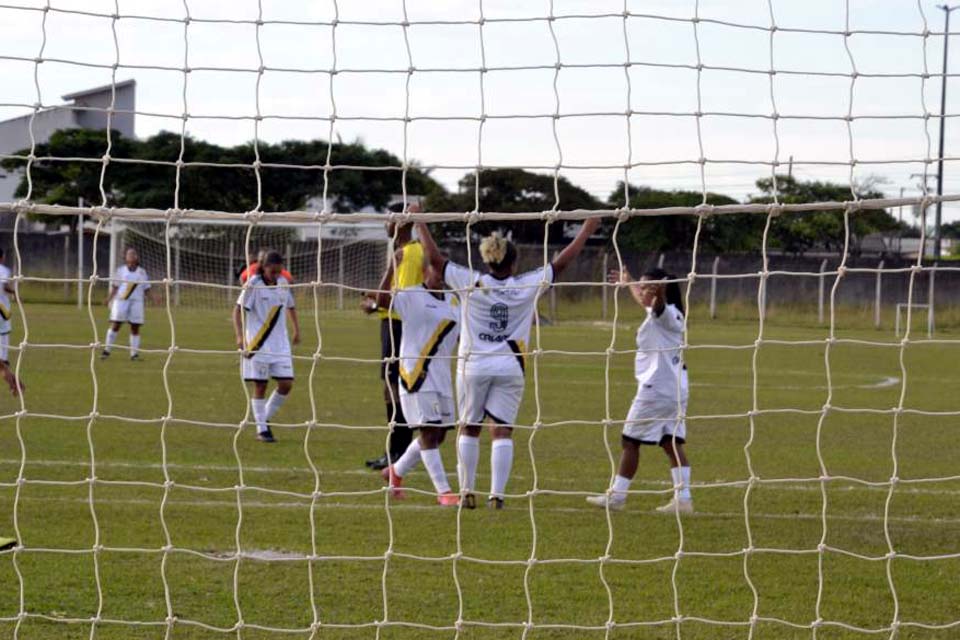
[1,458,959,497]
[1,493,959,527]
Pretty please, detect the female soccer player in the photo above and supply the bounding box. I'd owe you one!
[587,267,693,514]
[371,253,461,506]
[102,248,154,361]
[233,251,301,443]
[417,216,600,509]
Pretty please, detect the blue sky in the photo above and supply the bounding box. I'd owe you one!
[1,0,959,221]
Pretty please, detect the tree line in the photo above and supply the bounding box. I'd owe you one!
[2,128,911,255]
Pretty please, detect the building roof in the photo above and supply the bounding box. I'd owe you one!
[61,79,136,102]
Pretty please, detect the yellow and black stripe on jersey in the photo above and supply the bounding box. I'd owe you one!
[121,282,139,300]
[0,303,9,321]
[506,339,526,373]
[244,305,282,359]
[399,319,457,393]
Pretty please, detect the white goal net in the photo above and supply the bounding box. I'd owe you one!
[0,1,958,639]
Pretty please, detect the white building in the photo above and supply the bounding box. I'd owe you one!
[0,80,136,226]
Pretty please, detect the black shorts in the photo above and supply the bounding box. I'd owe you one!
[380,318,403,383]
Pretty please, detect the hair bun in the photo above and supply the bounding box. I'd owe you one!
[480,232,509,265]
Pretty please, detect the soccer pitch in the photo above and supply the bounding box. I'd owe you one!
[0,301,957,639]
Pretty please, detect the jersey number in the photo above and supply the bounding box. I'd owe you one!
[489,303,509,332]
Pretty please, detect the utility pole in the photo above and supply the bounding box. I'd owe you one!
[935,5,959,259]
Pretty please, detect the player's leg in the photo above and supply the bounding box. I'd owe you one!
[0,332,22,397]
[456,374,490,509]
[366,319,408,470]
[383,392,426,499]
[264,364,293,422]
[102,320,122,359]
[419,426,456,504]
[128,323,142,360]
[127,301,144,360]
[384,319,412,464]
[243,358,274,442]
[588,394,656,510]
[485,376,525,509]
[655,428,693,514]
[586,435,641,511]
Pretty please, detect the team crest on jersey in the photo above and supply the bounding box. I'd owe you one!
[489,303,509,331]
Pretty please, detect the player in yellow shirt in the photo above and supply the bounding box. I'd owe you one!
[361,204,425,470]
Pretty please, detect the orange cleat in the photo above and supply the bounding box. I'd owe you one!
[381,465,405,499]
[437,492,460,507]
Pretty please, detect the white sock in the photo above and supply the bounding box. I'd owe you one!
[251,398,268,434]
[129,334,141,356]
[670,466,692,501]
[489,438,514,500]
[457,435,480,493]
[394,438,422,478]
[611,474,632,501]
[264,390,288,421]
[104,329,118,352]
[679,466,692,501]
[420,447,451,494]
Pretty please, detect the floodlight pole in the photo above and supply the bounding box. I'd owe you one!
[934,4,959,259]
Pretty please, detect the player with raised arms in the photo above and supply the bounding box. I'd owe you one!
[587,267,693,514]
[102,248,154,361]
[0,249,23,396]
[360,207,424,471]
[371,251,461,506]
[416,216,600,509]
[233,250,301,443]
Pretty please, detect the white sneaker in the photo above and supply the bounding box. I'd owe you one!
[655,498,694,514]
[586,494,625,511]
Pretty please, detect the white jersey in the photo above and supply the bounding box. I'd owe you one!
[113,265,151,303]
[634,303,687,397]
[237,275,295,360]
[0,264,11,326]
[391,284,460,396]
[444,261,553,377]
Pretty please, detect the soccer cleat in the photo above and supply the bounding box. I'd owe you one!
[462,493,477,510]
[381,465,405,499]
[130,353,140,361]
[100,350,111,360]
[437,492,460,507]
[257,427,276,443]
[366,454,389,471]
[0,536,16,551]
[655,498,694,514]
[586,495,626,511]
[487,497,504,510]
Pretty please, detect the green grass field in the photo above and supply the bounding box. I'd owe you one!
[0,298,958,639]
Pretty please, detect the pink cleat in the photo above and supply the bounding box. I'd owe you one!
[381,465,405,499]
[437,492,460,507]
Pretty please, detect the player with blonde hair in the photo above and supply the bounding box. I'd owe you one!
[417,216,600,508]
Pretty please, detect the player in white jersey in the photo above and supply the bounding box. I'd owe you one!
[102,248,154,361]
[370,252,461,506]
[587,268,694,514]
[0,249,24,396]
[417,216,599,509]
[233,250,300,443]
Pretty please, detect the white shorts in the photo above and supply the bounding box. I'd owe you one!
[110,299,144,325]
[0,333,8,363]
[400,391,455,427]
[622,393,687,445]
[457,374,525,426]
[242,356,294,382]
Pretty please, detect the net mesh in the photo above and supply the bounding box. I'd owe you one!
[0,0,958,638]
